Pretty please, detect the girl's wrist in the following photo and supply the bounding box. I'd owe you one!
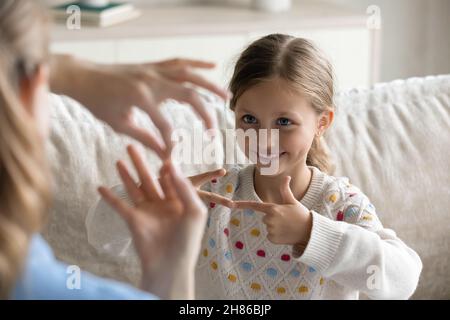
[295,209,313,248]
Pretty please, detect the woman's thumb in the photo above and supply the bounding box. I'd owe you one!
[189,168,226,187]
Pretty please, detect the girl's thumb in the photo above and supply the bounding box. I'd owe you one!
[280,176,297,204]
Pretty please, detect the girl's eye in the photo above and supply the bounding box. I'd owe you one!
[276,117,292,126]
[242,114,257,124]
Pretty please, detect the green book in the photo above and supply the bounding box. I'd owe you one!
[54,1,129,13]
[52,1,140,27]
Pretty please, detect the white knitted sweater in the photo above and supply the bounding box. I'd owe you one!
[196,165,422,300]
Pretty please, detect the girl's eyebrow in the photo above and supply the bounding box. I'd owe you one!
[273,111,302,119]
[236,108,255,114]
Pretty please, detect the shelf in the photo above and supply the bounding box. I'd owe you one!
[50,0,366,42]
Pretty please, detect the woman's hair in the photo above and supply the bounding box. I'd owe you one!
[229,34,335,174]
[0,0,51,298]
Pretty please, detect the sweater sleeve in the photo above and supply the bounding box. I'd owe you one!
[294,179,422,300]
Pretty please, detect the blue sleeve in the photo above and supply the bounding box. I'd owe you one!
[12,235,158,300]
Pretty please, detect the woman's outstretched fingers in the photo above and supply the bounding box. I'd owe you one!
[119,123,166,159]
[189,168,226,187]
[160,173,173,200]
[198,190,234,209]
[151,58,216,69]
[137,86,174,158]
[117,160,145,204]
[127,145,163,200]
[167,162,201,208]
[98,186,133,223]
[234,201,273,214]
[159,163,177,201]
[165,82,217,132]
[148,58,229,100]
[174,69,228,102]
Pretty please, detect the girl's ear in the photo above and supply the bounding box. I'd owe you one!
[317,109,334,136]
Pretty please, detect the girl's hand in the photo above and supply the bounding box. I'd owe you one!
[98,145,207,300]
[188,168,235,209]
[234,176,313,249]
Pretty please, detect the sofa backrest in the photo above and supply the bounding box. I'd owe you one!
[327,76,450,299]
[43,75,450,299]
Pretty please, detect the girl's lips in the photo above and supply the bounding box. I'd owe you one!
[251,151,287,163]
[258,153,279,159]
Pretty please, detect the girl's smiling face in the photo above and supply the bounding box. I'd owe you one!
[234,77,331,175]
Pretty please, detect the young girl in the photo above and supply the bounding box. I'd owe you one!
[195,34,422,300]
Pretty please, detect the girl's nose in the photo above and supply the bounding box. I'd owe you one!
[257,128,280,154]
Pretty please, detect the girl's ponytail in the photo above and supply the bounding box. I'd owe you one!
[307,136,335,175]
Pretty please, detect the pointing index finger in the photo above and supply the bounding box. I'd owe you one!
[233,201,273,214]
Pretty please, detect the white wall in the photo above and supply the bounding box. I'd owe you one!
[328,0,450,82]
[41,0,450,82]
[39,0,203,5]
[426,0,450,76]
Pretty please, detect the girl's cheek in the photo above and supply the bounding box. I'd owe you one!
[280,130,300,147]
[280,129,310,153]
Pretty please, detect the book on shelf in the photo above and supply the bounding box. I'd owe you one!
[52,1,141,28]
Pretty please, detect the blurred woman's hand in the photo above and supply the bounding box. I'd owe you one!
[50,55,229,158]
[188,168,235,209]
[98,145,208,299]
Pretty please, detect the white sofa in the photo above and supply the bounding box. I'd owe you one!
[43,75,450,299]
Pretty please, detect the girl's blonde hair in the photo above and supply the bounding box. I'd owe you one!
[229,34,335,174]
[0,0,51,298]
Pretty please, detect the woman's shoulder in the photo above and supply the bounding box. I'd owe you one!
[12,234,155,300]
[12,234,67,299]
[24,234,56,266]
